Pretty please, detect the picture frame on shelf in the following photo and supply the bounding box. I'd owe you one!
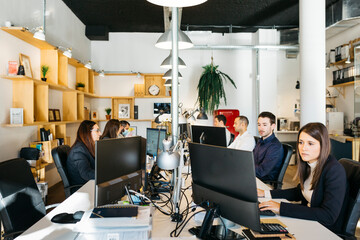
[48,109,55,122]
[118,104,130,119]
[54,109,61,121]
[91,111,98,120]
[19,53,33,78]
[8,61,18,76]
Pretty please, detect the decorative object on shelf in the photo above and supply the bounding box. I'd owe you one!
[19,54,32,78]
[91,111,98,120]
[76,82,85,91]
[84,107,90,120]
[197,57,237,114]
[8,61,18,76]
[148,84,160,96]
[295,80,300,89]
[4,21,12,27]
[48,109,55,122]
[17,64,25,76]
[10,108,23,124]
[105,108,112,120]
[41,65,49,82]
[54,109,61,121]
[118,104,130,119]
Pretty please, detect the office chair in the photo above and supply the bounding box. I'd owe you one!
[51,145,82,198]
[0,158,46,240]
[338,158,360,240]
[228,133,235,146]
[254,136,260,143]
[263,143,293,189]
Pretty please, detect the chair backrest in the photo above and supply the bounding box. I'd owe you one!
[275,143,293,189]
[254,136,260,143]
[228,133,235,146]
[0,158,46,237]
[339,158,360,237]
[51,145,71,197]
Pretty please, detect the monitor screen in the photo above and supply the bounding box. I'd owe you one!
[154,103,171,115]
[95,136,146,185]
[146,128,167,157]
[191,125,227,147]
[189,142,261,233]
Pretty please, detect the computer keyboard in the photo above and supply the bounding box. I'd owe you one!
[259,209,276,216]
[259,223,288,234]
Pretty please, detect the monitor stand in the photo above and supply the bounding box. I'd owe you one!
[188,206,245,240]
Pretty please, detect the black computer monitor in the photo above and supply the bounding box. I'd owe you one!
[95,136,146,206]
[189,142,261,239]
[146,128,167,157]
[191,125,227,147]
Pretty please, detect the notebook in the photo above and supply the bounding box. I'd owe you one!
[90,205,138,218]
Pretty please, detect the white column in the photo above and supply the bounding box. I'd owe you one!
[171,7,179,145]
[300,0,326,126]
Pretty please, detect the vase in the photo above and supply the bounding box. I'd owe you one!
[17,65,25,75]
[105,114,111,120]
[76,87,84,91]
[41,78,47,82]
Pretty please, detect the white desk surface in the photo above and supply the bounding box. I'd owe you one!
[16,179,341,240]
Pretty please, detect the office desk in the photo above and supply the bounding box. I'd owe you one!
[16,180,341,240]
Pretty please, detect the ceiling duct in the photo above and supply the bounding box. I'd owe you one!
[326,0,360,39]
[280,28,298,45]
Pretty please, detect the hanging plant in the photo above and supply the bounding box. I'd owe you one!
[197,57,237,114]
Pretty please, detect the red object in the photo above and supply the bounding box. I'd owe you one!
[213,109,240,137]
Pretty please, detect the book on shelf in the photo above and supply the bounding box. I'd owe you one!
[10,108,23,124]
[8,61,18,76]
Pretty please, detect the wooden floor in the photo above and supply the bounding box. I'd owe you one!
[47,163,360,239]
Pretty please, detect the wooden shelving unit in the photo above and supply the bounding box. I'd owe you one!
[329,81,355,98]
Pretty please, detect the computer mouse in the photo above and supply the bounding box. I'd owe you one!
[73,210,85,220]
[51,212,77,223]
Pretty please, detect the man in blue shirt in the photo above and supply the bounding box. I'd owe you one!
[253,112,284,181]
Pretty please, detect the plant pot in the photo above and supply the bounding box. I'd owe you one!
[105,114,111,120]
[41,78,47,82]
[76,87,84,91]
[169,90,172,96]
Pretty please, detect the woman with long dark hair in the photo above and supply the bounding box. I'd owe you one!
[258,122,347,233]
[67,120,101,186]
[100,119,121,140]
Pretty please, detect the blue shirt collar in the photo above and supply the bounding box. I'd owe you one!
[259,132,275,144]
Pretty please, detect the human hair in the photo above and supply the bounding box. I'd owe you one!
[238,115,249,126]
[120,120,130,128]
[100,119,120,140]
[215,115,227,125]
[296,122,331,190]
[258,111,276,125]
[72,120,97,157]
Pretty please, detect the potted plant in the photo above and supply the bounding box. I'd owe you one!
[41,65,49,82]
[197,58,237,114]
[76,82,85,91]
[105,108,111,120]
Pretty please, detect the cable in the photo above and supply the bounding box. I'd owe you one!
[170,210,206,237]
[129,190,171,215]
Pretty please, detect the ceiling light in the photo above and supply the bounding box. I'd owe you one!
[147,0,207,7]
[155,29,193,50]
[33,27,45,41]
[84,61,92,69]
[164,79,180,86]
[345,56,351,64]
[99,70,105,77]
[137,72,141,78]
[162,69,183,80]
[161,52,186,69]
[63,48,72,58]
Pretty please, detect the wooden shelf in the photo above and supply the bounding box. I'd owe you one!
[330,58,353,68]
[1,27,54,50]
[2,120,82,127]
[135,95,171,98]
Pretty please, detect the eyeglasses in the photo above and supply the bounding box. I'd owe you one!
[91,128,101,133]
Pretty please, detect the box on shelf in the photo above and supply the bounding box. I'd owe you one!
[30,140,58,163]
[10,108,23,124]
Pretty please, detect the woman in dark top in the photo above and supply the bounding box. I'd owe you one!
[258,122,347,233]
[100,119,121,140]
[67,120,101,186]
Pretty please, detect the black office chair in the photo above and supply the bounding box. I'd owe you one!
[338,158,360,240]
[51,145,82,198]
[0,158,46,240]
[263,143,293,189]
[228,133,235,146]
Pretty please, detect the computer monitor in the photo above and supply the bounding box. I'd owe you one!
[95,136,146,206]
[188,142,261,239]
[146,128,167,157]
[191,125,227,147]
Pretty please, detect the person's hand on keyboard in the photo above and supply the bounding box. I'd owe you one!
[259,200,280,215]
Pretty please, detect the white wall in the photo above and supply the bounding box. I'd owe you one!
[0,0,91,62]
[326,24,360,124]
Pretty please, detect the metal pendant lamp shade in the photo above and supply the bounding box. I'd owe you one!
[164,79,180,87]
[163,69,183,80]
[155,29,193,50]
[161,53,186,69]
[147,0,207,7]
[33,27,45,41]
[63,48,72,58]
[197,108,208,120]
[157,140,180,170]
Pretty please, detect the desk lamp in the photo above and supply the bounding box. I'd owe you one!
[157,139,184,222]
